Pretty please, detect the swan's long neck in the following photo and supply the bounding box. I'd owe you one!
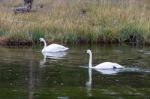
[42,39,47,48]
[88,52,92,68]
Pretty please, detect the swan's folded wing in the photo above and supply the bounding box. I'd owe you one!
[45,44,69,52]
[94,62,123,69]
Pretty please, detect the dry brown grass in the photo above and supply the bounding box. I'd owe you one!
[0,0,150,45]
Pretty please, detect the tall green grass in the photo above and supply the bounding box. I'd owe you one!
[0,0,150,45]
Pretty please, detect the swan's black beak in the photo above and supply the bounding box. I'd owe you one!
[113,66,117,69]
[86,50,88,53]
[39,39,42,44]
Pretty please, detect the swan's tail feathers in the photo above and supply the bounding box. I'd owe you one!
[116,64,124,69]
[57,47,69,52]
[65,47,69,51]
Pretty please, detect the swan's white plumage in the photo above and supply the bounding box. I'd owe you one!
[40,38,69,52]
[42,43,69,52]
[86,49,124,69]
[93,62,123,69]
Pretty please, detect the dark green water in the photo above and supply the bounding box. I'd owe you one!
[0,44,150,99]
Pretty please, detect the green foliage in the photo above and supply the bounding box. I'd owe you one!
[28,29,45,41]
[63,33,78,44]
[117,23,144,43]
[100,27,118,43]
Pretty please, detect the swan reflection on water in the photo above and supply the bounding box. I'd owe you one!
[86,68,93,97]
[86,68,121,96]
[85,66,150,96]
[40,51,67,66]
[94,68,122,75]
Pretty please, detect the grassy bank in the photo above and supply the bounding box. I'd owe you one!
[0,0,150,45]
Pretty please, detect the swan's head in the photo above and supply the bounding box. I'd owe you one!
[86,49,92,54]
[39,38,45,42]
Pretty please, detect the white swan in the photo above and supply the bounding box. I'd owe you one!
[86,49,124,69]
[85,66,121,96]
[39,38,69,52]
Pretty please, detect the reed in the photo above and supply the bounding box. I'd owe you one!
[0,0,150,45]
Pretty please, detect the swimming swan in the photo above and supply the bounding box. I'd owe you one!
[86,49,124,69]
[40,38,69,52]
[85,66,121,96]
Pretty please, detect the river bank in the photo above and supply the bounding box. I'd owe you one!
[0,0,150,46]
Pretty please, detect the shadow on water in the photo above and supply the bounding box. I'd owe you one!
[0,44,150,98]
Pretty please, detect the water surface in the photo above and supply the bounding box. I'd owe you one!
[0,44,150,99]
